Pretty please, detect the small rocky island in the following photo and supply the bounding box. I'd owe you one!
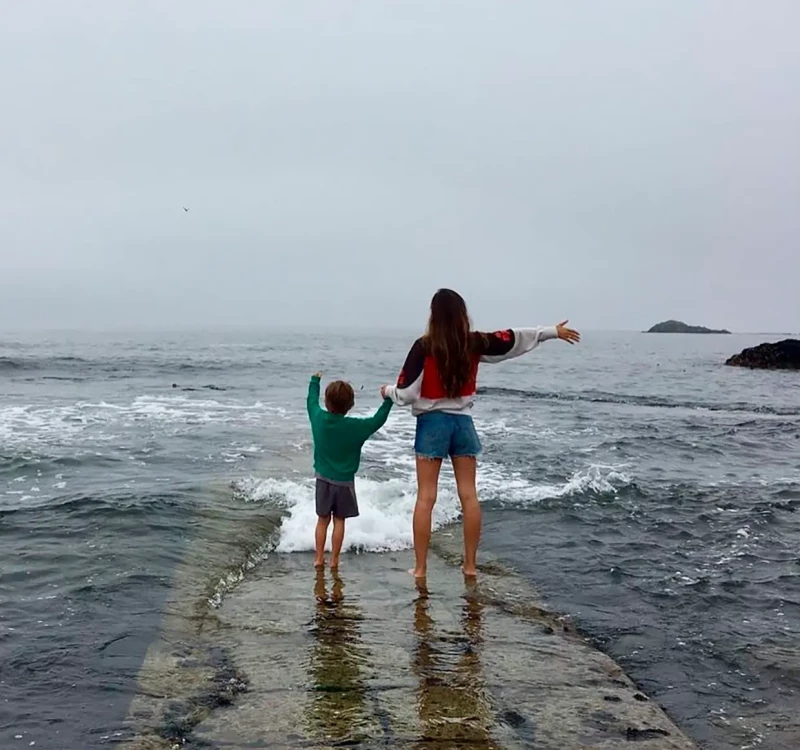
[646,320,731,334]
[725,339,800,370]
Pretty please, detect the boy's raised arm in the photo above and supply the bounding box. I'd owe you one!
[359,397,392,438]
[307,373,322,418]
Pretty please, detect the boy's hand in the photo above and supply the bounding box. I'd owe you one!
[380,385,389,398]
[556,320,580,345]
[313,372,322,379]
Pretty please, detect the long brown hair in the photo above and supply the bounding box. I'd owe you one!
[422,288,481,398]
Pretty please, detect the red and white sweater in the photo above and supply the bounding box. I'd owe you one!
[384,326,558,416]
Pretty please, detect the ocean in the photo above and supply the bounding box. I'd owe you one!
[1,329,798,749]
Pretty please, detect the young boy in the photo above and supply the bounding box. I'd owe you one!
[307,372,392,569]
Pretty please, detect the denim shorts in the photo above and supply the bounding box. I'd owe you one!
[414,411,482,460]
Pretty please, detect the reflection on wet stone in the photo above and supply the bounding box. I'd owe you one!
[124,550,697,749]
[412,580,501,749]
[306,571,370,744]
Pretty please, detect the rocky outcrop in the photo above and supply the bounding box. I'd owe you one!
[646,320,731,334]
[725,339,800,370]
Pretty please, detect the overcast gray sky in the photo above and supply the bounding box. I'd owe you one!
[1,1,798,332]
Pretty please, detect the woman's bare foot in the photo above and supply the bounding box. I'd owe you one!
[314,557,325,570]
[461,565,478,578]
[408,568,426,579]
[330,556,340,570]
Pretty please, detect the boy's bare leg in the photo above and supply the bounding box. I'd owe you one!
[314,515,331,568]
[452,456,481,577]
[330,516,345,569]
[411,457,443,579]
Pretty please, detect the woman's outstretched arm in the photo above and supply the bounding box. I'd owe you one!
[478,321,580,363]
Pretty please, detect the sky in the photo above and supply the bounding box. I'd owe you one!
[1,1,798,333]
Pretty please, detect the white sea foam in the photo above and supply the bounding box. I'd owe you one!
[0,396,292,449]
[233,409,633,555]
[362,412,632,504]
[235,459,632,555]
[207,542,272,609]
[237,475,461,554]
[479,464,632,506]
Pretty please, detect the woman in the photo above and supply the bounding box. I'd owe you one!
[381,289,580,579]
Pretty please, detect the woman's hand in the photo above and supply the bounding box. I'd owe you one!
[380,385,390,399]
[556,320,581,344]
[313,371,322,379]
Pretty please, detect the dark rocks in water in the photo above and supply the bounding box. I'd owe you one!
[171,383,228,391]
[626,726,671,740]
[646,320,731,334]
[158,646,248,745]
[725,339,800,370]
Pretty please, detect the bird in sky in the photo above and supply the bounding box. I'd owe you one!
[182,207,190,212]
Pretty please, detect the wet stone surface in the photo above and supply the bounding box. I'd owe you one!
[186,553,696,750]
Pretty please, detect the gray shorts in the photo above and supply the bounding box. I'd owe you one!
[315,476,359,519]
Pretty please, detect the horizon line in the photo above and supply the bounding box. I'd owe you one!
[1,325,797,337]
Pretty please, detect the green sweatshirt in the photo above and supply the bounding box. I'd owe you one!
[307,376,393,482]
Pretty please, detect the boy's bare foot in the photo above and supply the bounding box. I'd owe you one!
[314,558,325,570]
[330,557,340,570]
[461,565,478,578]
[408,568,426,579]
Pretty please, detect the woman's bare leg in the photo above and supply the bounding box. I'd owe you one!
[411,457,443,579]
[314,515,331,568]
[452,456,480,577]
